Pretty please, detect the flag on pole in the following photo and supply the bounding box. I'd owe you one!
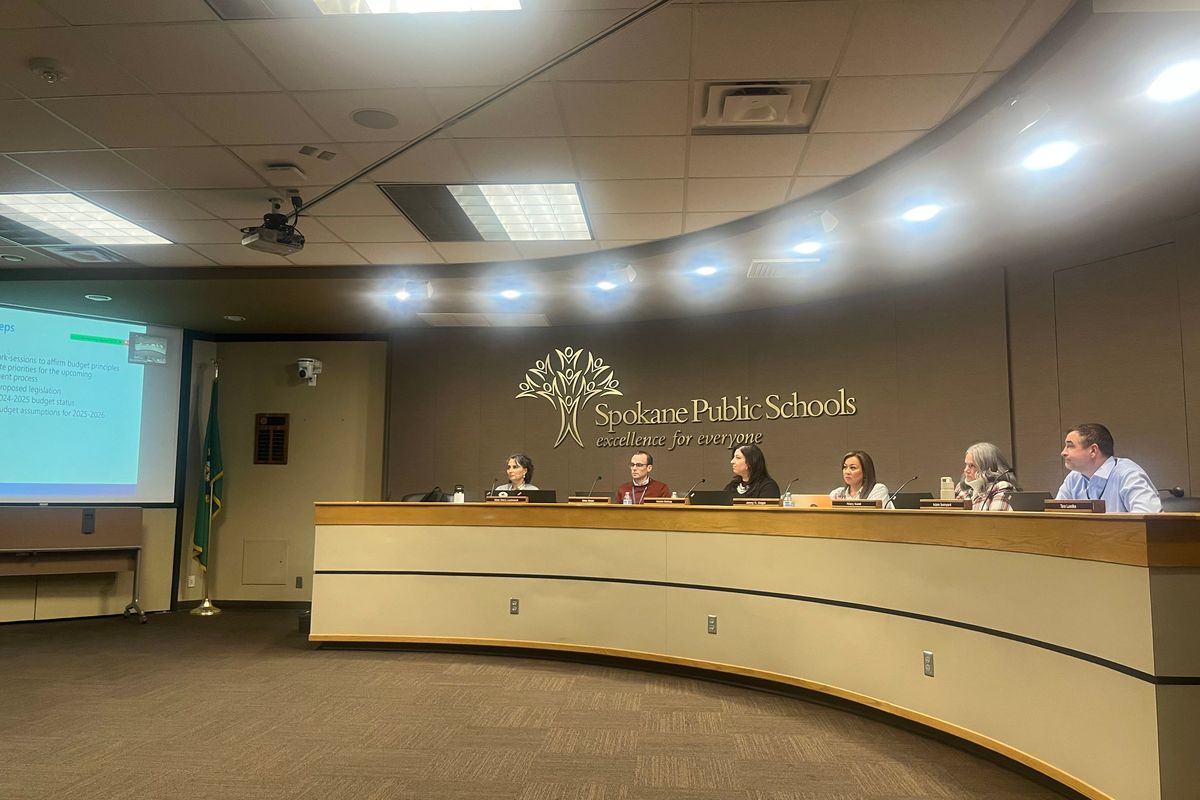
[192,378,224,571]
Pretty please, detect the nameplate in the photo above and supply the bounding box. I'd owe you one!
[568,496,611,504]
[643,496,686,505]
[832,499,883,508]
[1044,499,1106,513]
[920,499,972,510]
[732,497,782,506]
[484,495,529,504]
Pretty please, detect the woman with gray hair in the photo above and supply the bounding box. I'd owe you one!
[955,442,1017,511]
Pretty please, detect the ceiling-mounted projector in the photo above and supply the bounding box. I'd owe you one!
[241,196,305,256]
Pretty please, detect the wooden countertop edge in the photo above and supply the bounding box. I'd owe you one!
[308,634,1111,800]
[312,503,1200,567]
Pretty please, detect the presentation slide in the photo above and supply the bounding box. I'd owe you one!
[0,305,183,504]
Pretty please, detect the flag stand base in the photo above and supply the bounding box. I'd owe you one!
[190,598,221,616]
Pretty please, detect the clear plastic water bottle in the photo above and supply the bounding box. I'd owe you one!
[782,491,794,508]
[453,484,465,504]
[623,491,633,505]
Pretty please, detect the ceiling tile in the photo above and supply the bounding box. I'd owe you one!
[82,190,214,221]
[303,183,397,216]
[840,0,1024,77]
[432,242,522,263]
[556,82,687,136]
[0,84,18,100]
[230,145,365,187]
[571,137,686,179]
[106,243,217,267]
[986,0,1074,71]
[0,28,145,97]
[285,243,367,266]
[40,0,218,24]
[952,72,1004,115]
[786,175,844,201]
[693,2,855,80]
[589,213,682,240]
[455,138,576,182]
[0,246,62,266]
[10,150,158,190]
[686,177,789,212]
[345,140,473,184]
[0,1,63,28]
[0,100,99,151]
[119,148,266,190]
[0,155,61,191]
[683,211,754,234]
[797,132,922,176]
[40,96,213,148]
[687,134,806,178]
[293,89,439,143]
[189,243,289,266]
[580,179,684,213]
[170,94,329,146]
[137,219,243,245]
[349,242,442,265]
[513,241,600,260]
[427,83,565,139]
[178,188,297,219]
[84,24,281,93]
[815,75,972,133]
[317,216,424,243]
[548,5,691,80]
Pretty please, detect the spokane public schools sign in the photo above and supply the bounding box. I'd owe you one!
[517,347,857,450]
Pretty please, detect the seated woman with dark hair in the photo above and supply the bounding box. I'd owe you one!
[829,450,891,507]
[723,444,781,498]
[955,442,1016,511]
[495,453,538,491]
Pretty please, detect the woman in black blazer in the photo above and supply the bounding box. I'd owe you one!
[724,443,781,498]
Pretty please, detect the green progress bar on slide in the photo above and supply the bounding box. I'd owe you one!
[70,334,126,346]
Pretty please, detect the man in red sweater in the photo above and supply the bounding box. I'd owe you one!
[617,450,671,503]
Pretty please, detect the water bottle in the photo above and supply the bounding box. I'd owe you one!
[452,484,465,504]
[782,491,794,508]
[623,491,633,505]
[671,491,677,498]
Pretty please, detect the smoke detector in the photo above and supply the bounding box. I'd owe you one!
[28,57,68,84]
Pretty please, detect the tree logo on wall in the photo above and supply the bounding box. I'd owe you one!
[517,347,622,448]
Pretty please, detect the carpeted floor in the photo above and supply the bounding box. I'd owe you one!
[0,609,1069,800]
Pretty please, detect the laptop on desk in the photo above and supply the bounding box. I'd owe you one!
[688,490,733,506]
[1007,491,1051,511]
[891,492,933,509]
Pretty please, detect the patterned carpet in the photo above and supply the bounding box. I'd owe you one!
[0,609,1071,800]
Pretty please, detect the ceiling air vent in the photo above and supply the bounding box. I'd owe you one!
[747,258,820,279]
[693,80,828,135]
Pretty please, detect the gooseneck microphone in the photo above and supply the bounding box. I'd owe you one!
[684,477,706,498]
[887,475,919,508]
[587,474,603,497]
[1158,486,1185,498]
[487,477,499,497]
[782,477,800,495]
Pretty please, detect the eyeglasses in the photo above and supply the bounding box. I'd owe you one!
[629,462,649,468]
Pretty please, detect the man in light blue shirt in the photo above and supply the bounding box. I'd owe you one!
[1056,423,1161,513]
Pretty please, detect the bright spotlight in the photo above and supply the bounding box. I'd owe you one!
[594,263,635,292]
[901,204,942,222]
[1147,60,1200,103]
[1023,141,1079,170]
[792,240,822,255]
[596,280,617,291]
[395,289,411,301]
[500,289,522,300]
[393,280,431,302]
[695,265,718,276]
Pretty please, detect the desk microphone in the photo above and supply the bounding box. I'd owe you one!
[887,476,919,508]
[487,477,499,497]
[782,477,800,496]
[587,474,602,497]
[1158,486,1185,498]
[684,477,706,498]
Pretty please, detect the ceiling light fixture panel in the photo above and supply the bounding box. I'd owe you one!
[0,194,169,246]
[448,183,592,242]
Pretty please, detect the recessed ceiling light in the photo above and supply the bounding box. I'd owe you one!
[1023,141,1079,170]
[315,0,521,13]
[448,183,592,241]
[0,253,25,263]
[0,194,170,246]
[223,315,246,322]
[596,280,617,291]
[792,240,822,255]
[1147,60,1200,103]
[84,294,112,302]
[395,288,412,301]
[500,289,522,300]
[901,204,942,222]
[351,109,400,130]
[695,265,719,276]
